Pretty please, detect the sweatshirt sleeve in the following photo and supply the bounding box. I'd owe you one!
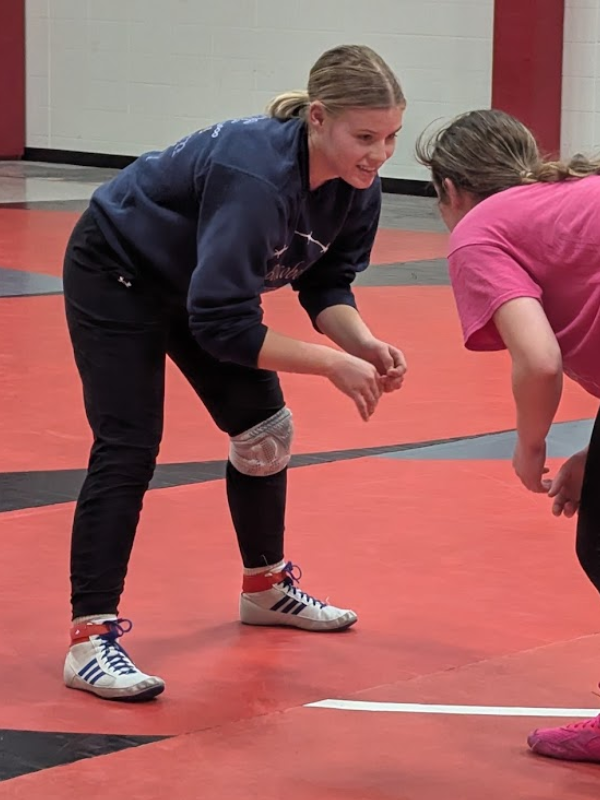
[187,163,287,366]
[291,180,381,329]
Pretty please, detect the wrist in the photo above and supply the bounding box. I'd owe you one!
[314,346,347,378]
[517,433,546,452]
[345,333,377,356]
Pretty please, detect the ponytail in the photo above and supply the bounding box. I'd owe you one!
[525,154,600,184]
[266,90,310,120]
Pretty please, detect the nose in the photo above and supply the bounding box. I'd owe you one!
[370,139,393,166]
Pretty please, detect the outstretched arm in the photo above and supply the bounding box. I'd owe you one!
[493,297,563,491]
[293,182,406,393]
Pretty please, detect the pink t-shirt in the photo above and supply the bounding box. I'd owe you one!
[448,175,600,397]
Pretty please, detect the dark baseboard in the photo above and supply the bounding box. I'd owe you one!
[381,177,435,197]
[23,147,137,169]
[23,148,434,196]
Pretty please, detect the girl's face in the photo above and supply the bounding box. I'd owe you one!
[307,103,404,190]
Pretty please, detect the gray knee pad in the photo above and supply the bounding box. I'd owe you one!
[229,407,293,477]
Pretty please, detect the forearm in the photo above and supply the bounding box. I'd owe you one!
[256,328,343,376]
[513,361,563,447]
[315,305,373,354]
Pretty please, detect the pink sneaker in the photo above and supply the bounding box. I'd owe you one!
[527,715,600,762]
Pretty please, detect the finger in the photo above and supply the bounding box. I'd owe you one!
[387,365,406,379]
[365,387,380,416]
[390,348,407,370]
[551,501,563,517]
[357,383,378,417]
[381,373,404,390]
[551,488,564,514]
[551,489,578,517]
[378,348,395,372]
[525,475,548,493]
[382,379,404,393]
[371,375,383,400]
[547,476,564,498]
[355,395,369,422]
[530,484,548,493]
[552,498,578,518]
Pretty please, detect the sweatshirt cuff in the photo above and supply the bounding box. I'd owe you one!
[191,321,269,367]
[298,288,357,332]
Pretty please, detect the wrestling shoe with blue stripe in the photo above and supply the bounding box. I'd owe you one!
[63,618,165,701]
[240,561,357,631]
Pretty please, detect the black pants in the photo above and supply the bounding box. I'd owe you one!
[577,404,600,594]
[63,210,287,619]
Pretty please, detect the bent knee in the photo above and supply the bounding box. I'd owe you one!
[228,407,293,476]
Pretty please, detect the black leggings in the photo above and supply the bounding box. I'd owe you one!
[63,210,287,619]
[577,405,600,594]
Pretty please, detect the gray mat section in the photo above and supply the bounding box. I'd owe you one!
[0,259,448,293]
[378,418,595,461]
[0,267,63,297]
[0,162,119,183]
[0,199,90,212]
[356,258,449,286]
[380,194,446,233]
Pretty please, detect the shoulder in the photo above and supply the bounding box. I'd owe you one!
[449,187,521,252]
[209,116,305,190]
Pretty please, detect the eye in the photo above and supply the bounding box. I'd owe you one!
[357,134,373,143]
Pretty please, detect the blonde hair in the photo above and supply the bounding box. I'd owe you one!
[266,44,405,120]
[415,108,600,202]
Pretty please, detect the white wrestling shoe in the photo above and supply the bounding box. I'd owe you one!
[64,617,165,701]
[240,561,357,632]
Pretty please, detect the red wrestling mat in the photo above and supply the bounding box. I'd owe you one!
[0,208,446,276]
[0,457,596,739]
[7,642,599,800]
[0,209,80,276]
[0,288,595,472]
[370,226,449,264]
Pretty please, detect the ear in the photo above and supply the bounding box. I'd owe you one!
[442,178,460,207]
[307,101,327,129]
[442,178,477,212]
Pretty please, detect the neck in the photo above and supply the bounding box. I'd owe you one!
[307,133,334,190]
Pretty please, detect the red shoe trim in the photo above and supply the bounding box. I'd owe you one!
[70,622,113,645]
[242,569,286,593]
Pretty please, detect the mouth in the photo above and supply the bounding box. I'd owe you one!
[357,165,379,175]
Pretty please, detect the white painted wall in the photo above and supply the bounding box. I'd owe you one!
[25,0,494,180]
[562,0,600,157]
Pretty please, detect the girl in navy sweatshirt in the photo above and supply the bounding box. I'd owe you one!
[63,44,407,701]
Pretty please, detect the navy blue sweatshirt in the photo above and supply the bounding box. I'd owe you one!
[90,115,382,367]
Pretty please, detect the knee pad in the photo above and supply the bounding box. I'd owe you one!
[229,407,293,477]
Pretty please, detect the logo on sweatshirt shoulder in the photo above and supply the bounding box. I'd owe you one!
[145,117,267,160]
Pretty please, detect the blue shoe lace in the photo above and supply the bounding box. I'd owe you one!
[279,562,327,608]
[96,618,139,675]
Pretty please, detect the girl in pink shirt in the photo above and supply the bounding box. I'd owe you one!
[417,108,600,763]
